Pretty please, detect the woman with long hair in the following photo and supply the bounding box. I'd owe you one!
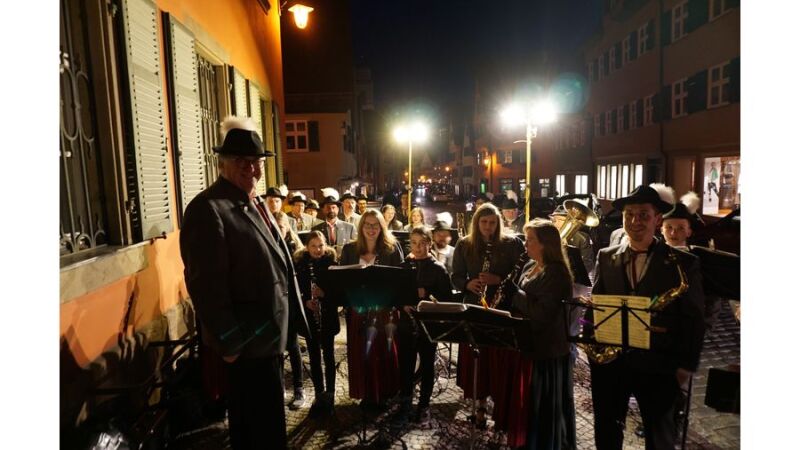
[339,209,405,407]
[293,231,340,417]
[503,219,576,449]
[451,203,525,427]
[403,207,427,231]
[381,204,404,231]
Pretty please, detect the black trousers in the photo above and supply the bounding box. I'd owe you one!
[307,332,336,395]
[226,355,286,449]
[399,319,437,407]
[590,358,680,450]
[282,330,304,391]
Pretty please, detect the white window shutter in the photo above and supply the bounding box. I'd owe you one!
[167,16,205,212]
[232,69,248,117]
[120,0,173,239]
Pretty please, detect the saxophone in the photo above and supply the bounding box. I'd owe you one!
[479,242,493,308]
[308,260,322,335]
[581,247,689,364]
[490,252,530,310]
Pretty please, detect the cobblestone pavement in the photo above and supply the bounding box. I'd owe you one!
[174,302,739,449]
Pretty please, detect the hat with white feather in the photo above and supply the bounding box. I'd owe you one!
[611,183,674,213]
[501,190,520,210]
[319,188,342,208]
[432,212,455,231]
[663,191,701,221]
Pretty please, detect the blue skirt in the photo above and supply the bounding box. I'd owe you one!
[525,354,576,450]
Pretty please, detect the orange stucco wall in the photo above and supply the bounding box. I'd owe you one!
[60,0,284,368]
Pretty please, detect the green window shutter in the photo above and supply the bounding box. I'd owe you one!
[646,19,655,51]
[729,57,740,103]
[636,99,644,127]
[688,68,708,113]
[308,120,320,151]
[248,83,269,195]
[120,0,173,240]
[272,101,284,185]
[661,11,671,46]
[629,30,638,59]
[687,0,709,33]
[623,104,630,131]
[165,15,205,214]
[231,68,248,117]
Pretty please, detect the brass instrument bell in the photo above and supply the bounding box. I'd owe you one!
[558,199,600,242]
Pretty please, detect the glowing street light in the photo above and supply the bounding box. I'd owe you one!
[500,98,558,222]
[288,4,314,29]
[394,121,429,215]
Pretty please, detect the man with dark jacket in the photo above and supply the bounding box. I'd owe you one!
[585,185,705,450]
[180,117,309,449]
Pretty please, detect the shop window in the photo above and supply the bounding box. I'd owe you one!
[702,156,740,216]
[555,174,566,196]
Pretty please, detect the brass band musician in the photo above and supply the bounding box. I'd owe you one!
[584,185,705,450]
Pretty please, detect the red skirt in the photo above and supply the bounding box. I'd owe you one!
[456,344,493,400]
[346,309,401,402]
[490,348,535,448]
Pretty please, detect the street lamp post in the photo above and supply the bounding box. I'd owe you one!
[393,122,429,216]
[501,101,557,222]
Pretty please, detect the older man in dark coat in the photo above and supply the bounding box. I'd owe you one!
[180,117,308,449]
[585,185,705,450]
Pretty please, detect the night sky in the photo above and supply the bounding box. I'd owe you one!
[352,0,602,124]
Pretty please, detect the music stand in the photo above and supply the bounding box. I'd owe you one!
[324,264,416,446]
[565,296,652,354]
[414,302,532,449]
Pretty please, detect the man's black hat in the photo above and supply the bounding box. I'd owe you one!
[340,192,357,201]
[432,220,453,232]
[305,199,321,211]
[612,185,673,213]
[265,187,286,199]
[213,128,273,157]
[289,192,307,205]
[663,202,692,220]
[357,194,368,202]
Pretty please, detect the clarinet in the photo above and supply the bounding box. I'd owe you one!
[479,241,493,308]
[308,260,322,335]
[490,252,530,310]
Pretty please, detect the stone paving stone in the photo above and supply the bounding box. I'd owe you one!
[173,302,740,449]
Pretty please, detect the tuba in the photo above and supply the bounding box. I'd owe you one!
[557,199,600,243]
[581,247,690,364]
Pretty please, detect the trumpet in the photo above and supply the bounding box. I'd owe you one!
[479,242,493,308]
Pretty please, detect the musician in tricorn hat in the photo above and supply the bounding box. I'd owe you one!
[584,184,705,450]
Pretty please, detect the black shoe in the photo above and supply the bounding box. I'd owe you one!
[414,406,431,426]
[309,398,324,418]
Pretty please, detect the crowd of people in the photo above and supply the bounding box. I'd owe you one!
[180,117,716,450]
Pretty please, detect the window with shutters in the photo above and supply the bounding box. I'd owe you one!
[672,1,689,41]
[165,16,205,215]
[672,78,688,118]
[118,0,173,241]
[622,35,631,64]
[638,23,649,55]
[594,113,602,137]
[644,95,655,125]
[286,120,309,151]
[197,54,223,188]
[605,109,613,135]
[708,61,731,108]
[575,175,588,195]
[231,69,249,117]
[503,150,513,164]
[709,0,731,21]
[617,105,625,132]
[597,165,607,199]
[555,175,566,196]
[60,0,109,257]
[629,100,638,129]
[609,45,617,73]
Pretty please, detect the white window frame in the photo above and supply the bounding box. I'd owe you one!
[629,100,638,129]
[709,0,730,21]
[609,45,617,73]
[644,95,654,126]
[672,78,688,118]
[622,35,631,64]
[594,113,602,136]
[638,23,649,55]
[609,165,618,200]
[605,109,613,135]
[634,164,644,187]
[621,165,631,197]
[556,174,566,196]
[575,174,588,195]
[285,119,309,152]
[672,1,689,42]
[617,105,625,131]
[708,61,731,108]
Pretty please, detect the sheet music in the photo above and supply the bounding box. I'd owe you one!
[592,295,651,350]
[329,263,367,270]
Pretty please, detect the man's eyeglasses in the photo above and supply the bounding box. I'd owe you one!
[232,157,265,169]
